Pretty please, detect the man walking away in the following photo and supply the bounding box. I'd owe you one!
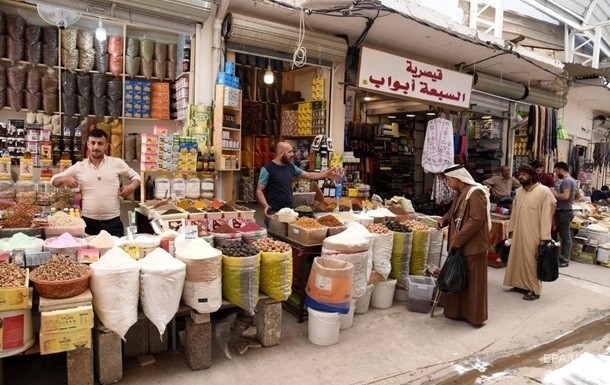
[553,162,579,267]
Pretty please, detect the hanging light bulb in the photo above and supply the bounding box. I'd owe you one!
[263,65,274,85]
[95,18,107,41]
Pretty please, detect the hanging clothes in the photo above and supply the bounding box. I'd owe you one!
[422,117,455,173]
[432,173,453,205]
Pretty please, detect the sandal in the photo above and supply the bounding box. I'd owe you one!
[523,291,540,301]
[510,287,528,294]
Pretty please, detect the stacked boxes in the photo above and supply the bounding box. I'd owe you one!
[281,109,298,136]
[124,80,152,118]
[140,133,158,171]
[151,82,171,120]
[217,60,240,89]
[0,269,29,312]
[175,76,189,120]
[39,305,94,355]
[297,102,313,136]
[158,135,175,172]
[177,137,198,172]
[312,101,326,135]
[312,77,325,100]
[223,86,241,109]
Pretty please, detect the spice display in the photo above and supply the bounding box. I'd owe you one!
[294,205,313,213]
[160,208,183,215]
[385,221,412,233]
[294,217,324,228]
[213,223,237,234]
[31,255,89,281]
[204,207,221,212]
[252,238,291,253]
[2,210,34,228]
[219,204,235,211]
[366,223,391,234]
[0,232,43,251]
[239,221,263,232]
[217,241,258,258]
[47,211,85,227]
[54,187,75,209]
[0,263,27,287]
[402,219,429,231]
[44,233,86,248]
[183,207,202,213]
[317,215,343,227]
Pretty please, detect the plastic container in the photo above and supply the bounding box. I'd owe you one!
[407,275,436,313]
[200,173,215,199]
[394,283,409,302]
[307,308,341,346]
[340,298,357,330]
[170,173,186,200]
[154,173,170,200]
[0,176,15,202]
[15,176,36,204]
[36,177,56,206]
[370,279,397,309]
[0,308,35,358]
[355,283,374,314]
[185,173,201,199]
[597,243,610,263]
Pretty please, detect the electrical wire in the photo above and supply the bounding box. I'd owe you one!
[292,7,307,68]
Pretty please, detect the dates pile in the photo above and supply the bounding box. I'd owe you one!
[385,221,412,233]
[217,241,259,258]
[0,263,27,287]
[252,238,291,253]
[31,255,89,281]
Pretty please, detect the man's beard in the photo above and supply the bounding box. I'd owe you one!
[519,177,534,187]
[281,154,292,164]
[557,173,564,179]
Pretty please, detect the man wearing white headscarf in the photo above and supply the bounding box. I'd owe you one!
[435,164,491,326]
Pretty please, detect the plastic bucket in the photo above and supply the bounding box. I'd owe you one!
[340,299,357,330]
[370,279,397,309]
[0,308,35,358]
[307,308,341,346]
[355,284,374,314]
[597,244,610,263]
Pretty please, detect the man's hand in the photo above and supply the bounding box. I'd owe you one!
[57,176,78,189]
[325,167,342,180]
[263,205,270,216]
[435,219,444,230]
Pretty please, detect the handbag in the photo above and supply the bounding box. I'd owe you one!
[438,248,468,293]
[537,240,559,282]
[495,238,511,263]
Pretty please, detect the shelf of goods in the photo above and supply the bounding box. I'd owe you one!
[213,84,242,200]
[0,2,194,170]
[372,136,415,198]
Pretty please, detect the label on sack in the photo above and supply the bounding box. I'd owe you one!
[314,274,332,290]
[292,228,300,235]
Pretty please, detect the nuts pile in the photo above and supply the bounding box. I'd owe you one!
[217,241,259,258]
[317,215,343,227]
[385,221,412,233]
[402,219,429,231]
[2,202,40,228]
[366,223,391,234]
[31,255,89,281]
[0,263,27,287]
[47,211,85,227]
[252,238,291,253]
[294,217,324,228]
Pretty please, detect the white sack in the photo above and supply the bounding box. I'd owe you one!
[138,248,186,337]
[90,246,140,340]
[321,247,369,298]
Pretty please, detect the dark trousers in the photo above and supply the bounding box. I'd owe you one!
[555,210,574,259]
[83,216,124,238]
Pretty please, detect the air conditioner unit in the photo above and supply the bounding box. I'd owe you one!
[227,13,347,64]
[29,0,211,34]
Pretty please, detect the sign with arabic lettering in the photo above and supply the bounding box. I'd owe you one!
[358,47,473,108]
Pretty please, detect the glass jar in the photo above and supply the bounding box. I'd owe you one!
[154,173,170,200]
[15,175,36,204]
[200,173,215,199]
[185,173,201,199]
[36,177,56,206]
[170,173,186,200]
[54,185,76,209]
[0,175,15,202]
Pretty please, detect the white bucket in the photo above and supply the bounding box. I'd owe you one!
[370,279,397,309]
[597,244,610,263]
[394,284,409,302]
[340,299,357,330]
[355,284,375,314]
[0,308,35,358]
[307,308,341,346]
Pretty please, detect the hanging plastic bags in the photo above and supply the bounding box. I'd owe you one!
[437,248,467,293]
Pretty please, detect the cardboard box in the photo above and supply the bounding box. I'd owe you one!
[39,328,92,355]
[0,269,29,311]
[287,224,327,246]
[40,305,94,333]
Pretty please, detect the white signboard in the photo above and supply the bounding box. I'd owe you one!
[358,47,473,109]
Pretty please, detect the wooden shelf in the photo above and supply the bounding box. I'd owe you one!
[221,127,241,131]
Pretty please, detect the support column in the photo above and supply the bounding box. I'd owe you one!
[184,311,212,370]
[255,297,282,347]
[93,324,123,385]
[67,347,93,385]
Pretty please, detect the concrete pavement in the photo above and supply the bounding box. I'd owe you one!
[113,261,610,385]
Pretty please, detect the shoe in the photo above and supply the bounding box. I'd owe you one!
[523,291,540,301]
[510,287,528,294]
[559,259,569,268]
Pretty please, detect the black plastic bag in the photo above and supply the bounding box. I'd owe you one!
[438,248,468,293]
[495,238,511,263]
[537,240,559,282]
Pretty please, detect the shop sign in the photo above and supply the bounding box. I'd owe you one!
[358,47,473,108]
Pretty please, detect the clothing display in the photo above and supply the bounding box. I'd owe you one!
[422,117,454,173]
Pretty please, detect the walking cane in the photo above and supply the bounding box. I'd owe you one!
[429,285,442,317]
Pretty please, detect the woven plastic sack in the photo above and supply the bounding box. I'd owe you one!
[305,257,353,314]
[25,24,41,43]
[139,39,154,61]
[90,247,140,340]
[78,95,90,117]
[93,35,107,54]
[92,73,107,98]
[259,249,292,301]
[140,59,153,79]
[212,232,242,247]
[61,47,79,72]
[79,48,95,72]
[154,42,167,62]
[154,60,167,80]
[107,99,121,118]
[427,228,443,267]
[25,42,41,65]
[240,228,267,245]
[61,72,75,95]
[106,77,122,101]
[0,35,6,59]
[108,35,123,56]
[126,36,139,57]
[62,93,77,117]
[76,73,91,97]
[6,14,25,39]
[125,56,141,78]
[109,55,123,77]
[222,253,260,315]
[77,29,93,50]
[167,43,177,62]
[25,91,41,113]
[42,26,57,45]
[93,95,107,117]
[410,228,431,276]
[7,66,26,90]
[322,247,368,298]
[26,68,42,93]
[42,92,57,115]
[42,43,58,67]
[0,11,5,35]
[138,248,186,336]
[390,231,414,286]
[371,232,393,280]
[94,52,109,73]
[7,36,24,64]
[167,61,177,81]
[61,28,77,50]
[7,88,23,112]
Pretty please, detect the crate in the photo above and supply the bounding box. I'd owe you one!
[287,224,327,246]
[0,269,29,311]
[407,275,435,314]
[293,192,316,207]
[268,215,288,237]
[40,305,94,333]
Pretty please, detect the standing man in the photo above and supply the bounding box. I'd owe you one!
[531,159,555,189]
[51,128,141,237]
[504,165,556,301]
[256,142,340,218]
[553,161,579,267]
[435,164,491,326]
[483,165,521,202]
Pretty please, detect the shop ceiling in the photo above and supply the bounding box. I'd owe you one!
[225,0,610,115]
